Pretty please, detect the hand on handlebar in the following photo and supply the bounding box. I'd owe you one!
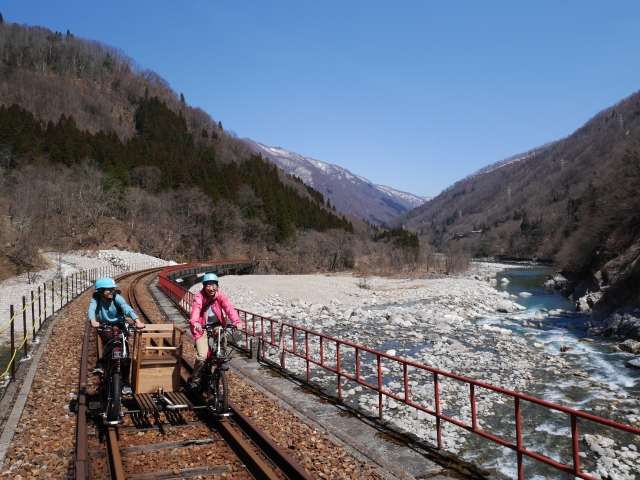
[90,319,100,328]
[193,323,203,333]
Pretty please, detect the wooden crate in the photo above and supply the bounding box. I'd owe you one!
[131,323,184,394]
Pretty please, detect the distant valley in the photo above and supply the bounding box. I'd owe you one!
[244,139,431,225]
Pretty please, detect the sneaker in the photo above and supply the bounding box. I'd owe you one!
[220,362,230,372]
[92,365,104,375]
[122,384,132,395]
[189,380,199,390]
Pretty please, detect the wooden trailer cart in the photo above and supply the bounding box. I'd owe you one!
[130,323,192,413]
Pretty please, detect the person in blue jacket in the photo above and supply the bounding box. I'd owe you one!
[88,277,145,395]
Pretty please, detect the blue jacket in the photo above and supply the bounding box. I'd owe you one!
[88,294,138,323]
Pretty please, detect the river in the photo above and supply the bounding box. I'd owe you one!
[463,264,640,479]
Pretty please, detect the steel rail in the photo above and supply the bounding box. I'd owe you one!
[106,427,125,480]
[212,417,280,480]
[74,269,160,480]
[158,261,640,480]
[74,269,143,480]
[73,321,91,480]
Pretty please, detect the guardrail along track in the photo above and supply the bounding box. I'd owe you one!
[75,268,312,480]
[158,261,640,480]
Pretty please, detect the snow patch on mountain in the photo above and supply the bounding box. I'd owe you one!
[243,138,429,224]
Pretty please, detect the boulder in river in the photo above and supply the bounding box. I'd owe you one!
[532,311,545,321]
[620,339,640,354]
[626,358,640,369]
[496,301,515,313]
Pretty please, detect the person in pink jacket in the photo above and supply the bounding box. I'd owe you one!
[189,273,242,389]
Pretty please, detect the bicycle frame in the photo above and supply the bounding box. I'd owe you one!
[97,324,132,424]
[200,325,235,414]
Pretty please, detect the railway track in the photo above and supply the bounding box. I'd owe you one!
[75,269,312,480]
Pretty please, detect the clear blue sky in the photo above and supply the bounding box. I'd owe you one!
[4,1,640,197]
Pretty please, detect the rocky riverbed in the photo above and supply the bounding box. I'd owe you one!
[207,263,640,479]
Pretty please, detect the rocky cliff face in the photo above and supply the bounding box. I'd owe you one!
[571,221,640,340]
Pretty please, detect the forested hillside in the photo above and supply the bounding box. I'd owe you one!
[392,90,640,320]
[0,18,424,279]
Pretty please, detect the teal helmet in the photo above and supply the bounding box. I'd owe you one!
[95,277,118,290]
[202,273,219,285]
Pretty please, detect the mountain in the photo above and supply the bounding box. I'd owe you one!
[243,139,430,225]
[390,90,640,335]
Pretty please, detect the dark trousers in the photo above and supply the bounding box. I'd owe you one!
[96,325,131,383]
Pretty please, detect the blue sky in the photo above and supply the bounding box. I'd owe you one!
[4,1,640,197]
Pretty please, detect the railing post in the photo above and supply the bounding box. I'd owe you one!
[305,331,310,382]
[60,277,63,310]
[470,383,477,431]
[38,286,42,332]
[377,353,383,421]
[355,347,360,383]
[571,413,580,477]
[279,324,286,369]
[43,283,46,320]
[10,305,15,381]
[31,291,35,342]
[434,373,442,450]
[403,363,409,403]
[22,296,27,358]
[51,280,55,315]
[336,342,342,399]
[515,397,523,479]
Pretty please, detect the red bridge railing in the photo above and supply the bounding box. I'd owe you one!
[158,263,640,480]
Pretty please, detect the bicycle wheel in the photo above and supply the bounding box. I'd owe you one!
[107,372,122,421]
[208,370,229,413]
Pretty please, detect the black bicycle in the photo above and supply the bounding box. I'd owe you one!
[198,324,237,414]
[95,323,137,424]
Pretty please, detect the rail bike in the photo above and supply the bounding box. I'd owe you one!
[86,321,235,422]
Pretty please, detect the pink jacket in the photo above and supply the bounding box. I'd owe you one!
[189,290,242,341]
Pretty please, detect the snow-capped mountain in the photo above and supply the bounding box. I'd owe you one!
[243,139,430,225]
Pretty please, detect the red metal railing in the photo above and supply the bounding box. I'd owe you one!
[158,263,640,480]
